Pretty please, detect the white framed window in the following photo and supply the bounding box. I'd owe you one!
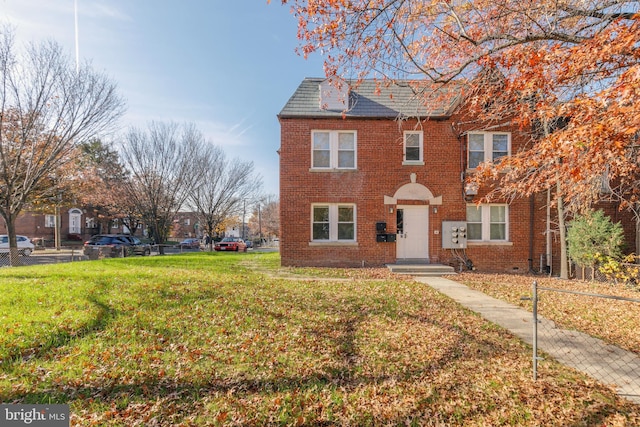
[468,132,510,169]
[184,218,190,226]
[111,219,120,229]
[466,204,508,241]
[311,130,356,170]
[45,215,56,228]
[311,204,356,241]
[403,131,423,164]
[85,217,97,228]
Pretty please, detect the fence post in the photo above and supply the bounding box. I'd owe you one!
[532,280,538,381]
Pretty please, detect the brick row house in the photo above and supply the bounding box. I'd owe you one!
[1,209,203,246]
[0,208,101,245]
[278,78,637,272]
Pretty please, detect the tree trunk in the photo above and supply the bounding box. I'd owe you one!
[5,213,21,267]
[557,181,569,279]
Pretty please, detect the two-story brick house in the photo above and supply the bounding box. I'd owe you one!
[278,78,637,272]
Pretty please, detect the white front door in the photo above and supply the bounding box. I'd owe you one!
[396,205,429,261]
[69,209,82,234]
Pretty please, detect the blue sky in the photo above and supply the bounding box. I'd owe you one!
[0,0,326,195]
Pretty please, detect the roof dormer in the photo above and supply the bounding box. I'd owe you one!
[319,78,349,111]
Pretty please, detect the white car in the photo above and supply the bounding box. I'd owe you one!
[0,235,35,256]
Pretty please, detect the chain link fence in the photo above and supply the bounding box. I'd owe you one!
[529,281,640,403]
[0,244,196,267]
[0,247,86,267]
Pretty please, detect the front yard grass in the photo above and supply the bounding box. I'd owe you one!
[0,253,638,426]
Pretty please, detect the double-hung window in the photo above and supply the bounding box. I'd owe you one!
[466,204,508,242]
[312,204,356,242]
[45,215,56,228]
[403,131,423,164]
[468,132,510,169]
[312,131,356,170]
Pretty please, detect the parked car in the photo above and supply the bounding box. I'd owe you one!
[83,234,151,257]
[245,240,253,249]
[214,237,247,252]
[177,238,201,249]
[0,235,35,256]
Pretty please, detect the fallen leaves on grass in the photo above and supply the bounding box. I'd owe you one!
[456,272,640,354]
[0,255,638,426]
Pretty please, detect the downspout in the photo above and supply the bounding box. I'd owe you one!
[546,188,552,275]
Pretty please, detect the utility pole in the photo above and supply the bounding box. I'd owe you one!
[242,199,246,240]
[258,203,262,245]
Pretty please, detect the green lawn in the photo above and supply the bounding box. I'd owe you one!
[0,253,638,426]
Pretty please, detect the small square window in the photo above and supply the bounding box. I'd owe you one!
[404,131,423,163]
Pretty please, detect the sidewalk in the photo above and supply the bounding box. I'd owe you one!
[415,276,640,404]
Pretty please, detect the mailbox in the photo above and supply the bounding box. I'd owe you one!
[376,233,388,242]
[376,222,387,232]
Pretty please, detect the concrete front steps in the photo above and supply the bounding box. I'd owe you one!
[387,263,456,277]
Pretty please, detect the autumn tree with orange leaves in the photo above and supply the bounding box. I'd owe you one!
[278,0,639,278]
[74,139,142,234]
[0,28,124,265]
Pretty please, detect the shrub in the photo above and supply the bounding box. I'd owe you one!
[567,210,624,281]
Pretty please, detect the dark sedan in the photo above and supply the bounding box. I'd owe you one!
[84,234,151,257]
[177,238,201,249]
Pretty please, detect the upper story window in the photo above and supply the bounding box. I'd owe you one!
[403,131,423,164]
[45,215,55,228]
[312,204,356,242]
[466,204,508,242]
[468,132,510,169]
[312,131,356,170]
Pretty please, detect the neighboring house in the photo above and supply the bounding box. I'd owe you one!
[0,207,107,245]
[278,78,637,272]
[170,212,202,239]
[1,207,155,245]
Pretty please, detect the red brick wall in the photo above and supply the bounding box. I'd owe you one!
[279,115,564,271]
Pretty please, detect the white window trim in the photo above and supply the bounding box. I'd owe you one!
[310,130,357,171]
[403,131,424,165]
[44,215,56,228]
[310,203,357,242]
[466,204,509,242]
[467,131,511,170]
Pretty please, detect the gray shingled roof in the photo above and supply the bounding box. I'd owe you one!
[278,78,463,119]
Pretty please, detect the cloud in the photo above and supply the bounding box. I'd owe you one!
[83,2,132,22]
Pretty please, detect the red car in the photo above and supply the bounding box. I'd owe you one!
[214,237,247,252]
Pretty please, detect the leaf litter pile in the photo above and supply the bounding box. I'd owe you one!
[0,253,638,426]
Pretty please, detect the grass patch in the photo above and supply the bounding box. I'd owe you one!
[0,253,638,425]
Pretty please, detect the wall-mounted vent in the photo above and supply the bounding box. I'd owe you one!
[319,78,349,111]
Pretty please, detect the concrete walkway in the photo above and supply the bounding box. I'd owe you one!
[415,276,640,404]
